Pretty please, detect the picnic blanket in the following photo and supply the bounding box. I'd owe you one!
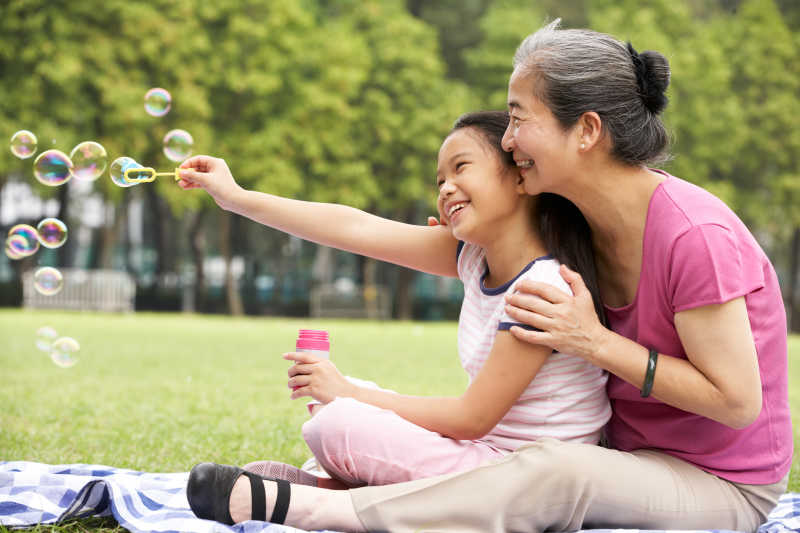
[0,461,798,533]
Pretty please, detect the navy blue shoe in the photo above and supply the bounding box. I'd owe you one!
[187,462,290,525]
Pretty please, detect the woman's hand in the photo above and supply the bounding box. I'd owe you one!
[504,264,609,361]
[177,155,246,212]
[284,352,358,404]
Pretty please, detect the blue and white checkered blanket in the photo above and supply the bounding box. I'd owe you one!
[0,461,797,533]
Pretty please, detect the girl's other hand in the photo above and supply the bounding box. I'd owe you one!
[504,264,609,362]
[284,352,357,404]
[177,155,245,212]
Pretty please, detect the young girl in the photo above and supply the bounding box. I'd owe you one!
[179,111,611,493]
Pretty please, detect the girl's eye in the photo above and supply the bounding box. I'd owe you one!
[455,162,468,171]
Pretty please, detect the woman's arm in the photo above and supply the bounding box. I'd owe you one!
[286,331,551,440]
[504,264,762,429]
[178,155,459,277]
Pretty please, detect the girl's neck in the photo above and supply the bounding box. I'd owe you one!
[479,215,547,289]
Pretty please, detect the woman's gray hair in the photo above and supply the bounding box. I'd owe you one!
[513,19,671,166]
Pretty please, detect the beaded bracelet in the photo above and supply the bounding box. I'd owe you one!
[641,348,658,398]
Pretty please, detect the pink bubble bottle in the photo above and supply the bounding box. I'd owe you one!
[296,329,330,359]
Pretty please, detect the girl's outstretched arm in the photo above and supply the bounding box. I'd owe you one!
[287,331,551,441]
[178,155,458,277]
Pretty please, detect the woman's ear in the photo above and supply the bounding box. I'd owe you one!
[578,111,603,150]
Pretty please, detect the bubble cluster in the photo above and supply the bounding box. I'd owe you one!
[70,141,108,181]
[51,336,79,368]
[36,217,68,249]
[34,266,64,295]
[36,326,58,353]
[144,88,172,117]
[6,224,39,259]
[163,129,193,162]
[34,149,73,187]
[10,130,38,159]
[110,156,141,187]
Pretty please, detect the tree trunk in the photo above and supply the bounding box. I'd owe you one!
[98,201,119,269]
[56,183,72,268]
[189,208,207,313]
[789,225,800,332]
[145,185,170,277]
[393,206,418,319]
[221,211,244,315]
[363,257,382,319]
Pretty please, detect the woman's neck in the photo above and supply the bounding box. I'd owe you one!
[561,165,664,252]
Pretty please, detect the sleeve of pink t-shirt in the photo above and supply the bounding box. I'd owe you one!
[668,223,765,313]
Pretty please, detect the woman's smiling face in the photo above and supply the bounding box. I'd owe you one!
[502,67,578,197]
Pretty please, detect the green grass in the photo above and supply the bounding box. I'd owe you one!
[1,309,798,532]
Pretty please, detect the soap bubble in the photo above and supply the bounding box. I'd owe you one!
[34,149,73,186]
[7,224,39,257]
[110,156,140,187]
[36,217,68,249]
[163,129,193,162]
[144,87,172,117]
[34,266,64,296]
[36,326,58,352]
[10,130,38,159]
[50,336,79,368]
[70,141,108,181]
[5,235,27,260]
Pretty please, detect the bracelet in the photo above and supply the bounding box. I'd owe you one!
[641,348,658,398]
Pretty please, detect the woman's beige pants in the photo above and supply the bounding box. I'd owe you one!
[350,438,786,533]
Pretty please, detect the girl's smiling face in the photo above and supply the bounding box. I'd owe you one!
[436,127,524,245]
[502,67,579,196]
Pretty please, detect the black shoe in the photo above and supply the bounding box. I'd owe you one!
[187,462,290,525]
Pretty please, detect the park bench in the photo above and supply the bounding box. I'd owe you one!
[310,282,391,319]
[22,268,136,312]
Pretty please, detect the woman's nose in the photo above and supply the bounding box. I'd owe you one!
[501,126,514,152]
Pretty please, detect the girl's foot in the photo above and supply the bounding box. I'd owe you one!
[243,460,350,490]
[243,460,319,486]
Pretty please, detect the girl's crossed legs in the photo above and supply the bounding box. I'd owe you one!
[301,396,505,486]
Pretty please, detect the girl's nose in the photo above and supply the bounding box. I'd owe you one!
[439,179,456,195]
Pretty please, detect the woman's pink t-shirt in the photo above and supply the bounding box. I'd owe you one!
[604,173,792,484]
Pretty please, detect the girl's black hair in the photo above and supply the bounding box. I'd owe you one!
[451,110,606,325]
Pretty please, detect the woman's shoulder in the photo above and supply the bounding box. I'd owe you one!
[653,174,742,231]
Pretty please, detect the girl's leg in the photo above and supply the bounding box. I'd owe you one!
[228,476,366,532]
[301,396,505,486]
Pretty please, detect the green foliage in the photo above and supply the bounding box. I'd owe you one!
[464,0,546,109]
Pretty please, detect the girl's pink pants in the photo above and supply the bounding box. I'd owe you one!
[301,397,505,486]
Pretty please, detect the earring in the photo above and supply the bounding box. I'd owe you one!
[580,143,586,150]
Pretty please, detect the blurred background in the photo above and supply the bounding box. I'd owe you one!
[1,0,799,328]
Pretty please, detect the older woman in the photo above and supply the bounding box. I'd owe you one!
[187,20,791,533]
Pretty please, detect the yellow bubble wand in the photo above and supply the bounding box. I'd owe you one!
[123,167,182,183]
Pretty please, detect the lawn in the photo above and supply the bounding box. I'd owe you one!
[1,308,798,532]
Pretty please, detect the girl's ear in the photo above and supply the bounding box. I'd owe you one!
[515,171,527,193]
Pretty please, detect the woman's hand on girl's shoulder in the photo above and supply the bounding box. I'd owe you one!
[504,264,608,361]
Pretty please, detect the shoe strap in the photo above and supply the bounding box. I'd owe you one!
[245,471,267,522]
[269,479,291,524]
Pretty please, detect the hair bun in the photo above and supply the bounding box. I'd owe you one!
[627,43,670,114]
